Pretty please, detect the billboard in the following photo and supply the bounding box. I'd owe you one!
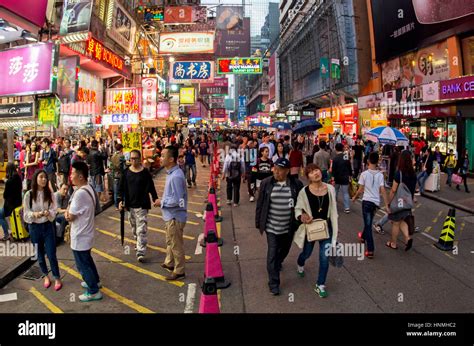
[216,17,250,57]
[144,6,164,22]
[104,88,141,114]
[0,0,48,28]
[157,102,170,119]
[159,32,215,54]
[216,6,244,30]
[57,56,79,103]
[164,6,193,24]
[108,1,137,54]
[440,76,474,100]
[217,58,262,74]
[0,42,58,97]
[59,0,93,36]
[0,102,34,119]
[84,37,129,78]
[38,97,60,128]
[211,108,226,118]
[200,78,228,95]
[179,87,195,105]
[142,77,157,120]
[370,0,474,63]
[170,61,214,84]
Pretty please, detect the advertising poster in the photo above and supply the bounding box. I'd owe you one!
[38,97,60,128]
[217,58,262,74]
[216,6,244,30]
[57,56,79,103]
[159,32,215,54]
[59,0,93,36]
[216,17,250,57]
[108,1,137,54]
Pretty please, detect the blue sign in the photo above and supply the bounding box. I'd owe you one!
[171,61,214,83]
[238,95,247,121]
[112,114,129,123]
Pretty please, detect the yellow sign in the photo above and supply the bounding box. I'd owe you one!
[122,132,142,153]
[179,87,195,105]
[370,120,387,128]
[38,97,60,128]
[318,117,333,135]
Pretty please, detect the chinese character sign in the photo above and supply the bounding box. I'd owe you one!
[159,32,215,54]
[122,132,142,153]
[217,58,262,74]
[200,78,229,95]
[0,42,56,97]
[179,87,195,105]
[142,77,157,120]
[171,61,214,84]
[38,97,60,128]
[105,88,141,114]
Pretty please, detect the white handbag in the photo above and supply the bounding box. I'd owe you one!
[306,219,329,242]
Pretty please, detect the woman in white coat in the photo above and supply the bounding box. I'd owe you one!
[294,163,339,298]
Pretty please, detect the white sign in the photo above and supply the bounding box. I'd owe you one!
[142,77,157,120]
[102,113,139,126]
[422,82,440,102]
[159,32,215,54]
[108,1,137,54]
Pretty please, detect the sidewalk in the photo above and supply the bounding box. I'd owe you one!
[422,174,474,214]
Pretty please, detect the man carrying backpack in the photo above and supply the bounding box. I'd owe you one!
[222,145,245,207]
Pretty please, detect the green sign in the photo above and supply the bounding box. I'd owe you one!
[38,97,60,128]
[217,58,263,75]
[320,57,329,78]
[331,58,341,79]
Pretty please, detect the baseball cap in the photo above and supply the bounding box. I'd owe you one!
[274,158,290,169]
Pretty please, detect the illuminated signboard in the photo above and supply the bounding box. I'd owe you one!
[179,87,195,105]
[144,7,164,22]
[171,61,214,84]
[159,32,215,54]
[217,58,262,74]
[85,37,126,75]
[104,88,141,114]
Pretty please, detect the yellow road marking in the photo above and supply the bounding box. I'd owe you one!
[29,287,63,313]
[424,226,432,233]
[188,201,205,205]
[416,203,422,209]
[149,213,199,225]
[107,216,195,240]
[91,248,184,287]
[96,228,192,260]
[58,262,155,313]
[432,211,444,223]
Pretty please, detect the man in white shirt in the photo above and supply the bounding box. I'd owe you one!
[351,152,389,259]
[259,133,275,158]
[66,161,102,302]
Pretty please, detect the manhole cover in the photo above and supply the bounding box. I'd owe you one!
[22,265,45,280]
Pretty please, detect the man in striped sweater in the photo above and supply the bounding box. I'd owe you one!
[256,158,304,296]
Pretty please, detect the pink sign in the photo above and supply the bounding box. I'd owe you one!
[211,108,226,118]
[440,76,474,100]
[0,42,56,97]
[0,0,48,28]
[157,102,170,119]
[142,77,157,120]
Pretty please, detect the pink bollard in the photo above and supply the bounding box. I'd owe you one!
[198,277,220,314]
[204,230,230,289]
[208,188,222,222]
[203,203,223,246]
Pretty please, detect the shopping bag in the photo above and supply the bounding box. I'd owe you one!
[349,178,358,198]
[452,173,463,185]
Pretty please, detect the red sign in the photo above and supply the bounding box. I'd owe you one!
[85,37,126,74]
[0,0,48,28]
[164,6,193,24]
[340,105,358,122]
[78,87,96,103]
[211,108,226,118]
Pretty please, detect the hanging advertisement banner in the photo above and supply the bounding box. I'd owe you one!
[217,58,262,74]
[57,56,79,103]
[141,77,157,120]
[179,87,195,105]
[157,101,170,119]
[216,17,250,57]
[108,1,137,54]
[122,132,142,153]
[164,6,193,24]
[59,0,93,36]
[0,42,58,97]
[200,78,228,95]
[102,113,139,126]
[104,88,141,114]
[159,32,215,54]
[38,97,60,128]
[170,61,214,84]
[331,58,340,79]
[216,6,244,30]
[320,57,329,78]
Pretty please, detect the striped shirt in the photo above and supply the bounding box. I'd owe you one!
[266,181,293,235]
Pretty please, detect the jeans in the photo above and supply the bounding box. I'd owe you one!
[297,223,332,286]
[185,164,196,185]
[417,171,429,193]
[362,201,377,252]
[266,231,293,289]
[445,168,454,185]
[335,184,350,210]
[0,207,9,237]
[376,213,389,228]
[55,214,68,241]
[226,176,241,204]
[113,178,120,208]
[29,222,60,279]
[73,249,100,294]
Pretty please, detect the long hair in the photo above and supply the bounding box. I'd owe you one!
[6,163,17,180]
[397,150,416,177]
[31,169,53,205]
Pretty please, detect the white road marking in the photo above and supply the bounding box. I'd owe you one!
[195,233,205,255]
[421,232,438,242]
[184,283,197,313]
[0,293,18,302]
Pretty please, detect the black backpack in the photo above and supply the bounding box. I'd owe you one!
[229,161,241,179]
[58,152,71,174]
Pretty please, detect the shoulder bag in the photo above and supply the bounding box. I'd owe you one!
[390,172,414,214]
[306,219,329,242]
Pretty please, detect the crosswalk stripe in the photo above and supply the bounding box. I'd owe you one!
[107,216,195,240]
[29,287,63,313]
[96,228,192,260]
[149,213,199,225]
[91,248,184,287]
[58,262,155,313]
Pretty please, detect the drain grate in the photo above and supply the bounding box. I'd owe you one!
[22,265,45,280]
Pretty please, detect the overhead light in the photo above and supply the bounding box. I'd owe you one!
[169,56,175,63]
[21,30,37,42]
[148,57,153,64]
[0,19,17,32]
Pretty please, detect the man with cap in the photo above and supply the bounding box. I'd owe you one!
[256,157,304,295]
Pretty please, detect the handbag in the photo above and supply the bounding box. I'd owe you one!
[390,172,414,214]
[451,173,462,185]
[306,219,329,242]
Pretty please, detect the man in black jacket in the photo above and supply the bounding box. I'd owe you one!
[255,158,304,296]
[332,143,352,213]
[87,140,108,202]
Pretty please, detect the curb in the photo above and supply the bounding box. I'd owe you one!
[0,256,34,289]
[421,192,474,215]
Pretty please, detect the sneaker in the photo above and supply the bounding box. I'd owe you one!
[81,281,103,289]
[314,285,328,298]
[233,203,239,207]
[79,291,103,302]
[226,200,232,205]
[249,196,255,202]
[373,224,385,235]
[297,265,305,278]
[187,184,192,188]
[415,191,421,196]
[344,209,350,214]
[269,287,280,296]
[137,255,145,263]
